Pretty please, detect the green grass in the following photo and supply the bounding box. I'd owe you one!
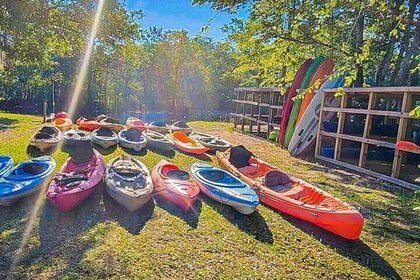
[0,112,419,279]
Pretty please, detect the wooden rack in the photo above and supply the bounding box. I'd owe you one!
[230,87,285,140]
[315,87,420,191]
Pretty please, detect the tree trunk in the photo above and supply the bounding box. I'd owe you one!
[391,0,418,85]
[375,0,403,86]
[395,22,420,85]
[354,14,365,87]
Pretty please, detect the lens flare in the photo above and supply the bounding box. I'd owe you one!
[6,1,105,277]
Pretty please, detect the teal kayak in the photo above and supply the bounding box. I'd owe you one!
[0,157,56,206]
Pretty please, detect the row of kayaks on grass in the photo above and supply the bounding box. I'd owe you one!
[29,125,231,155]
[0,143,365,239]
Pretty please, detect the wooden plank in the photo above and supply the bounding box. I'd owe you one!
[322,107,411,118]
[359,92,377,167]
[259,103,270,107]
[315,90,327,156]
[232,100,259,106]
[270,105,284,110]
[257,90,262,137]
[321,131,396,149]
[334,94,348,160]
[316,155,420,191]
[323,87,420,94]
[235,87,280,92]
[392,92,411,178]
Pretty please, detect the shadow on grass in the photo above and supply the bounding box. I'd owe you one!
[91,143,117,155]
[0,118,18,132]
[147,147,176,159]
[176,150,213,161]
[120,146,148,157]
[153,194,202,229]
[201,195,273,244]
[279,212,402,280]
[102,190,155,235]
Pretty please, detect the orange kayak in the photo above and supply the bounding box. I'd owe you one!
[169,132,209,155]
[77,117,100,132]
[216,146,364,240]
[151,159,200,212]
[53,118,73,132]
[126,117,147,132]
[396,141,420,153]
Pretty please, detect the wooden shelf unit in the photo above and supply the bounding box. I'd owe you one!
[315,87,420,191]
[230,87,285,140]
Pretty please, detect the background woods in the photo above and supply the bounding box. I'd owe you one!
[0,0,419,117]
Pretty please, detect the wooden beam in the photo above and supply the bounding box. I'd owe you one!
[323,87,420,94]
[392,92,411,178]
[315,91,327,157]
[232,100,259,106]
[235,87,280,92]
[321,131,396,149]
[334,94,348,160]
[316,155,420,191]
[322,107,412,118]
[359,92,377,167]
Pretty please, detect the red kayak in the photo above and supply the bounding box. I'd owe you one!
[55,111,71,120]
[217,146,364,240]
[77,117,101,132]
[47,150,105,211]
[126,117,147,132]
[151,159,200,212]
[396,141,420,153]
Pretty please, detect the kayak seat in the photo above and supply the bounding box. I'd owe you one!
[96,127,115,137]
[167,170,190,180]
[56,174,88,188]
[229,145,253,168]
[264,171,291,191]
[22,163,47,175]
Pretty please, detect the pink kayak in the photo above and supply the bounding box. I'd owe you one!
[47,150,105,211]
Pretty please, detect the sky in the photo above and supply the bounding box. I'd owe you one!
[125,0,248,41]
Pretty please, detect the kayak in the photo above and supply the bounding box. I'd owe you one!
[76,117,100,132]
[151,159,200,212]
[288,73,345,156]
[62,129,91,153]
[167,121,193,135]
[296,58,335,124]
[279,59,313,146]
[47,150,105,211]
[29,126,63,152]
[99,117,125,132]
[53,117,73,132]
[104,155,153,212]
[126,117,147,132]
[0,157,56,206]
[284,56,325,148]
[396,141,420,153]
[168,132,209,155]
[118,128,147,152]
[142,130,174,152]
[190,132,231,153]
[91,127,118,149]
[95,114,109,122]
[147,121,169,135]
[216,146,364,240]
[191,163,259,214]
[54,112,70,120]
[0,156,13,177]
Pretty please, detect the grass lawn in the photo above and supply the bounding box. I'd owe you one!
[0,112,419,279]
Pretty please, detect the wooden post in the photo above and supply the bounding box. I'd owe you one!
[257,89,262,137]
[249,91,254,134]
[392,92,411,178]
[241,90,246,133]
[334,93,348,160]
[359,92,377,167]
[42,101,48,123]
[315,90,327,157]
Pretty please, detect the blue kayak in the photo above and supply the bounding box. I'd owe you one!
[0,156,56,206]
[0,156,13,177]
[190,163,259,215]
